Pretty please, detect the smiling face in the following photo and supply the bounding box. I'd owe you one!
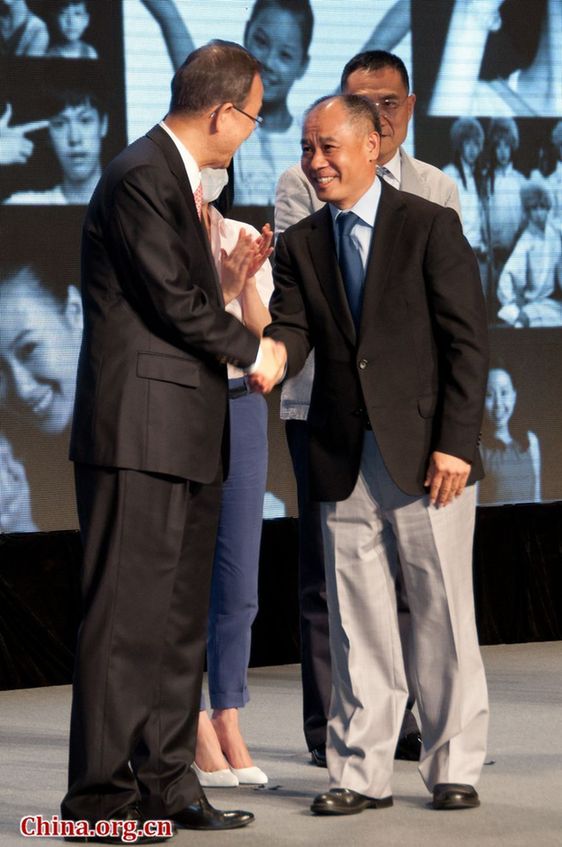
[343,66,414,165]
[57,3,90,44]
[244,6,308,105]
[0,269,83,434]
[485,368,516,431]
[48,101,107,184]
[301,99,380,210]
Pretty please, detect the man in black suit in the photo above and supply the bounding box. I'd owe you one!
[260,94,490,813]
[62,41,283,839]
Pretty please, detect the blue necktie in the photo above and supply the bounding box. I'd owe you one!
[336,211,364,330]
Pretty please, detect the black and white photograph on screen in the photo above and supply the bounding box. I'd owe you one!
[412,0,562,117]
[477,329,562,505]
[0,0,49,56]
[479,357,542,505]
[124,0,412,209]
[0,0,116,59]
[0,210,84,531]
[0,58,126,205]
[414,116,562,325]
[496,180,562,328]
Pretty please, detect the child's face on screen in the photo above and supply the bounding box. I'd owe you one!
[245,6,308,106]
[57,3,90,44]
[0,270,83,434]
[48,101,107,183]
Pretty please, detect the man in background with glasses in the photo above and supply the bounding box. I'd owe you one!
[275,50,461,772]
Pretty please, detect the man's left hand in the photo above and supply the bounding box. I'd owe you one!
[424,451,471,507]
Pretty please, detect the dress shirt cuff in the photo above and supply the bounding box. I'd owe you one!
[245,343,262,374]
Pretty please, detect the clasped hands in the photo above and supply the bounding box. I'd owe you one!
[248,337,287,394]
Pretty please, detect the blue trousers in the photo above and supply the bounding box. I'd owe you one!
[201,380,268,710]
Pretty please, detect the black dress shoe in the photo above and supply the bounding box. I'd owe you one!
[432,783,480,810]
[310,744,327,768]
[394,730,422,761]
[64,804,175,843]
[311,788,393,816]
[171,795,254,830]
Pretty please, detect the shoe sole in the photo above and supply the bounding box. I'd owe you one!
[311,797,393,815]
[174,819,254,831]
[433,798,480,810]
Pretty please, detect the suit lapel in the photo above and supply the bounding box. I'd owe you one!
[306,206,357,345]
[145,124,224,305]
[358,181,407,341]
[400,149,427,199]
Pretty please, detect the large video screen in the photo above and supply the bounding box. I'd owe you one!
[0,0,561,532]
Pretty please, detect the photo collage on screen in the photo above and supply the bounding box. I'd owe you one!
[1,0,560,532]
[0,0,125,531]
[412,0,562,506]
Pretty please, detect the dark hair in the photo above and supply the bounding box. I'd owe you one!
[482,362,530,452]
[304,94,382,136]
[0,258,69,307]
[341,50,410,93]
[520,180,552,213]
[43,87,105,121]
[52,0,90,13]
[245,0,314,57]
[169,40,261,116]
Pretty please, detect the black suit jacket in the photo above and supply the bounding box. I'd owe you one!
[70,125,259,483]
[266,179,489,501]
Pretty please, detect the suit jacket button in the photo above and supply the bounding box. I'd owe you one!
[358,358,368,370]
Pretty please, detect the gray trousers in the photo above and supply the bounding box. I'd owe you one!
[321,433,489,799]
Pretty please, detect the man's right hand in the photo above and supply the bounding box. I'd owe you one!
[248,338,287,394]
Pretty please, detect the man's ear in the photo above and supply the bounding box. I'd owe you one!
[209,102,232,133]
[64,284,83,331]
[100,113,109,139]
[367,130,381,162]
[406,93,416,122]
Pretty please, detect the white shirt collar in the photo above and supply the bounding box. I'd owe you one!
[329,175,381,229]
[381,148,401,187]
[159,120,200,193]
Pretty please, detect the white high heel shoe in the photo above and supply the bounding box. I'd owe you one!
[191,761,239,787]
[228,765,268,785]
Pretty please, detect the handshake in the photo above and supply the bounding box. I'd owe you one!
[248,337,287,394]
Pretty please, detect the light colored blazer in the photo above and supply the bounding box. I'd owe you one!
[275,149,462,419]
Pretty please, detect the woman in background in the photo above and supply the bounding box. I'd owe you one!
[192,168,273,787]
[0,255,83,529]
[443,117,488,295]
[479,364,541,504]
[485,117,526,276]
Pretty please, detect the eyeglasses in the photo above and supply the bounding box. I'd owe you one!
[372,95,410,115]
[232,104,264,126]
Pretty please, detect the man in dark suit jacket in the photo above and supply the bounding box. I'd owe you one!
[62,42,283,838]
[260,94,490,814]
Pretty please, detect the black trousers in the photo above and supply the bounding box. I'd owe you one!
[61,463,222,822]
[286,421,416,752]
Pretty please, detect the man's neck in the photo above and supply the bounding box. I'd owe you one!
[163,115,207,168]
